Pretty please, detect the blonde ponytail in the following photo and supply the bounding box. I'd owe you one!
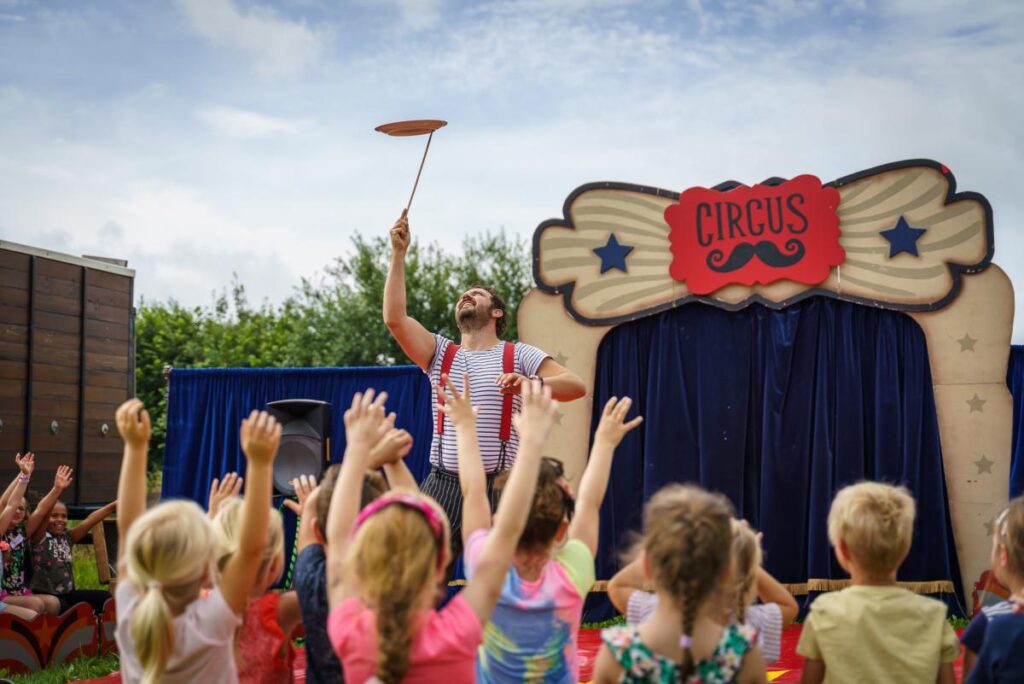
[124,500,218,682]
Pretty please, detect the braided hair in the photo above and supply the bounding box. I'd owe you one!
[643,484,732,678]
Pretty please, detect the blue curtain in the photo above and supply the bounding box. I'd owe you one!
[163,366,434,505]
[1009,346,1024,498]
[587,297,963,620]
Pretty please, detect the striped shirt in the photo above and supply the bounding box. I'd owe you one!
[626,591,784,663]
[427,334,549,472]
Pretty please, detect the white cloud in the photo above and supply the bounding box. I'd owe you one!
[197,105,305,138]
[175,0,326,77]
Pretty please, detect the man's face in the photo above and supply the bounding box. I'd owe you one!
[455,288,497,331]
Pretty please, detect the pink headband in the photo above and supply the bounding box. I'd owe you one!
[352,492,445,563]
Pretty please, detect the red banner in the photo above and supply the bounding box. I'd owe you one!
[665,175,844,295]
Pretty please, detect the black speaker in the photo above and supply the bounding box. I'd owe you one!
[266,399,331,496]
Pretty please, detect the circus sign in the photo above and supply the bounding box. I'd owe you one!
[665,175,844,295]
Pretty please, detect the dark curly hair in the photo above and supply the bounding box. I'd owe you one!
[467,283,508,338]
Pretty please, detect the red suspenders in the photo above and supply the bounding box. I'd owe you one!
[436,341,516,453]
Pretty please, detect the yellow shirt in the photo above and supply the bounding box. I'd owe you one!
[796,585,959,684]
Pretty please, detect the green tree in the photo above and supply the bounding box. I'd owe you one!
[135,229,532,468]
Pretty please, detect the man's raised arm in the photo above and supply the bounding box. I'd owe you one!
[383,209,436,370]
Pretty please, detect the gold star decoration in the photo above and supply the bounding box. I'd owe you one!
[966,394,986,413]
[983,518,995,536]
[553,352,569,367]
[553,411,563,426]
[973,454,994,475]
[957,333,978,352]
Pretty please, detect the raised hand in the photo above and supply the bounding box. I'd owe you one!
[16,452,35,476]
[512,379,558,445]
[370,427,414,469]
[593,396,644,448]
[240,410,282,467]
[390,209,410,254]
[54,465,73,491]
[208,472,244,518]
[440,374,478,429]
[284,474,318,516]
[115,398,152,449]
[343,389,389,453]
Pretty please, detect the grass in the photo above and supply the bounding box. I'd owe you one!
[0,654,120,684]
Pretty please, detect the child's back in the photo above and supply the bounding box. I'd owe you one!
[968,612,1024,683]
[799,585,957,682]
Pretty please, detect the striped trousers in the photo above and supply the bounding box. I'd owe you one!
[419,465,504,578]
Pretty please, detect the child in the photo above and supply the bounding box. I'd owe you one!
[29,473,117,615]
[325,382,557,683]
[442,375,642,683]
[594,484,766,683]
[1,455,75,614]
[114,399,280,684]
[965,496,1024,683]
[0,453,38,621]
[213,496,301,683]
[797,482,958,684]
[292,422,417,684]
[609,519,797,664]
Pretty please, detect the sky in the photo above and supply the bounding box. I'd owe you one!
[1,0,1022,340]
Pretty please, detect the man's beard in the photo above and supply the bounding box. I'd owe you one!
[457,305,490,332]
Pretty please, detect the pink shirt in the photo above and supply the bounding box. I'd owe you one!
[327,592,482,683]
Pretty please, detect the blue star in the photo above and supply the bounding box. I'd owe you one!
[880,216,927,258]
[593,234,634,274]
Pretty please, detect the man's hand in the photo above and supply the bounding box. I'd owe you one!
[511,379,558,445]
[284,474,318,516]
[54,465,73,491]
[495,372,529,396]
[116,399,152,449]
[16,452,35,476]
[208,472,244,518]
[593,396,644,447]
[390,209,410,254]
[240,410,282,467]
[441,374,479,428]
[343,389,390,453]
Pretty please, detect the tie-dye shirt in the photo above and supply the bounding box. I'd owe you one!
[464,528,596,683]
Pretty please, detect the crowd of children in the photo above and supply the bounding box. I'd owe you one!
[2,379,1022,682]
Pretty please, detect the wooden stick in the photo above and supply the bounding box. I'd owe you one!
[406,131,434,212]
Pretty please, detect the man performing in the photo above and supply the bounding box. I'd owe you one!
[383,209,586,560]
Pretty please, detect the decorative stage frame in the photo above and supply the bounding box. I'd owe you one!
[518,159,1013,594]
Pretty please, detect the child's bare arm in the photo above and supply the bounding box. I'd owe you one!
[570,396,642,555]
[935,662,954,684]
[754,567,798,626]
[28,465,74,542]
[737,645,768,684]
[963,649,977,679]
[295,485,321,552]
[607,556,647,615]
[592,644,624,683]
[1,452,33,510]
[70,500,117,543]
[326,390,389,609]
[221,410,281,614]
[441,374,490,542]
[276,590,303,637]
[462,380,556,622]
[800,660,825,684]
[115,399,151,565]
[368,419,417,490]
[0,453,33,530]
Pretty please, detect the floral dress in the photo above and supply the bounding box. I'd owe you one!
[1,525,30,596]
[601,623,758,683]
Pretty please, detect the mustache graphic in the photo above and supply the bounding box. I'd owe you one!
[706,239,805,273]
